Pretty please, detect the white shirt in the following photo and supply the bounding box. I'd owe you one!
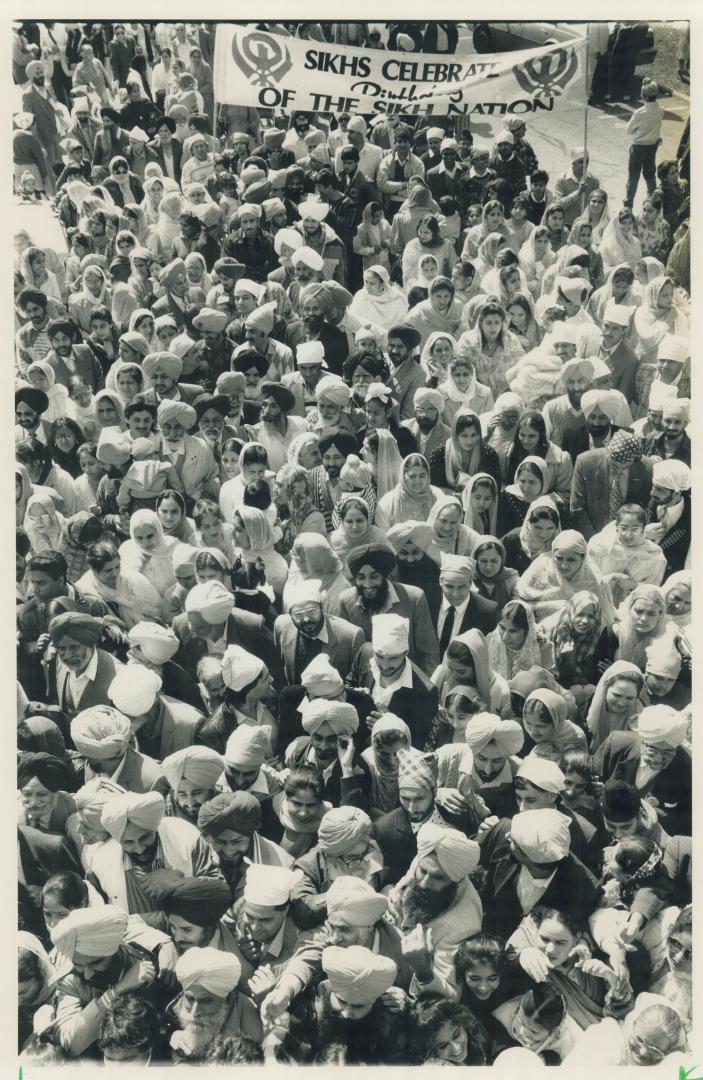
[437,594,470,644]
[57,649,99,711]
[369,656,413,708]
[516,865,556,913]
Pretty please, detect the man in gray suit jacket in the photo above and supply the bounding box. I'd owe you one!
[570,431,652,540]
[338,543,440,677]
[274,583,365,685]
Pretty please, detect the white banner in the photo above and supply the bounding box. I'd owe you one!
[214,25,587,119]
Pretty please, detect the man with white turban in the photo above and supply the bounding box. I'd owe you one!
[71,705,169,796]
[89,791,221,914]
[646,459,691,576]
[286,697,370,809]
[386,821,482,999]
[580,387,624,448]
[542,356,594,448]
[50,905,170,1057]
[274,578,365,686]
[126,621,203,712]
[307,944,406,1063]
[479,756,600,872]
[644,397,690,466]
[478,804,599,939]
[593,704,691,836]
[261,872,411,1028]
[161,746,224,824]
[172,578,282,686]
[401,385,450,458]
[171,946,262,1059]
[195,643,278,761]
[152,394,219,502]
[464,713,524,812]
[289,806,385,928]
[107,664,203,762]
[349,610,439,750]
[598,299,640,404]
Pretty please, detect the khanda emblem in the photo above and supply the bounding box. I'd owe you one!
[231,30,293,88]
[512,47,579,98]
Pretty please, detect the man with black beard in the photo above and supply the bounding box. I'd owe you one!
[350,613,438,752]
[198,791,292,901]
[386,324,425,422]
[388,822,482,999]
[644,398,691,466]
[308,428,359,532]
[646,459,691,576]
[312,945,405,1064]
[88,791,221,916]
[44,318,105,392]
[401,386,451,457]
[387,521,442,599]
[464,712,525,819]
[339,544,440,677]
[50,905,168,1057]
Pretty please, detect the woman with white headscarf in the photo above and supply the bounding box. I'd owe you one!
[119,508,178,595]
[233,505,288,596]
[634,276,690,364]
[613,584,675,668]
[154,191,184,260]
[24,492,65,554]
[26,361,70,425]
[516,530,615,623]
[348,265,408,332]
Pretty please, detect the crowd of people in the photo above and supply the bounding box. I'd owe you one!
[14,19,692,1068]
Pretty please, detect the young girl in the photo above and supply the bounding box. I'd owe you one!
[352,201,392,273]
[411,998,489,1066]
[462,472,499,535]
[219,441,270,524]
[558,748,603,825]
[73,441,107,513]
[156,488,196,543]
[438,355,494,426]
[454,935,516,1062]
[497,456,551,535]
[193,498,238,563]
[521,688,587,761]
[473,537,519,614]
[486,596,543,679]
[433,629,510,715]
[270,766,331,858]
[506,293,543,351]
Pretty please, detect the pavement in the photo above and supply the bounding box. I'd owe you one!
[453,22,689,215]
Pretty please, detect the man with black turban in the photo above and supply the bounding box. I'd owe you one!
[309,428,360,532]
[252,381,307,471]
[386,323,425,421]
[45,612,124,723]
[17,752,79,833]
[339,546,440,677]
[140,869,235,955]
[45,317,105,392]
[197,791,293,899]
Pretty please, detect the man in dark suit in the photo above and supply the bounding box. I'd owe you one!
[349,618,439,752]
[273,583,366,686]
[43,612,124,745]
[339,544,440,677]
[426,138,475,215]
[561,388,625,463]
[18,551,118,701]
[570,431,652,539]
[429,555,498,658]
[478,809,599,940]
[172,580,283,688]
[374,750,476,884]
[139,350,203,406]
[598,303,640,404]
[646,460,691,577]
[148,115,183,183]
[284,307,349,381]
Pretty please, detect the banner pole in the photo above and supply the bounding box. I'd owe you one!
[582,35,590,212]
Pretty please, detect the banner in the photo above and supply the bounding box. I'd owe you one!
[214,25,587,118]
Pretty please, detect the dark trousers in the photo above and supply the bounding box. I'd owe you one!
[626,143,657,206]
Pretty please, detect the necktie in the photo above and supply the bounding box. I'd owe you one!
[439,606,456,657]
[608,469,626,518]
